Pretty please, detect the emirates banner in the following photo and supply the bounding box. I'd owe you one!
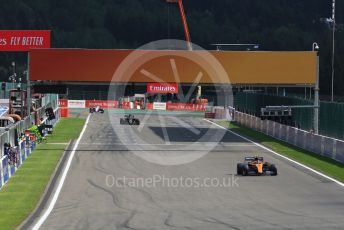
[0,30,51,51]
[147,83,178,94]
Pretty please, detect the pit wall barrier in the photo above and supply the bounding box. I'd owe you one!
[0,103,60,190]
[58,99,206,116]
[231,110,344,164]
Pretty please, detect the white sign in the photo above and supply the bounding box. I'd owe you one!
[68,100,85,108]
[0,99,9,104]
[153,102,166,110]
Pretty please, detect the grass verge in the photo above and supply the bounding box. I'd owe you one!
[0,118,85,230]
[217,121,344,182]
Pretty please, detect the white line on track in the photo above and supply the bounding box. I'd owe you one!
[204,119,344,188]
[32,114,91,230]
[170,117,201,135]
[159,115,170,145]
[77,142,255,147]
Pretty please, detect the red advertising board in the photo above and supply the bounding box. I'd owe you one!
[146,103,153,110]
[147,83,178,94]
[166,103,205,112]
[0,30,51,51]
[58,99,68,108]
[58,100,205,112]
[85,100,118,108]
[121,101,131,109]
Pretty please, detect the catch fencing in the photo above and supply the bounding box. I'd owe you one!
[234,111,344,164]
[234,92,344,140]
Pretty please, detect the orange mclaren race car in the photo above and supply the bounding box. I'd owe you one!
[237,156,277,176]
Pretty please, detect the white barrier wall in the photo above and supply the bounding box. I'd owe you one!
[152,102,167,110]
[234,111,344,164]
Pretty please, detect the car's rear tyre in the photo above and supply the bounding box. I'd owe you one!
[270,164,277,176]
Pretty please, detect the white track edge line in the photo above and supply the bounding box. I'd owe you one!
[32,114,91,230]
[204,119,344,188]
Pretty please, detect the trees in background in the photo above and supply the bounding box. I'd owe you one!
[0,0,342,96]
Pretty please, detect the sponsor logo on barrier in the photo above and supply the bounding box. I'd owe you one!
[58,99,68,108]
[153,102,167,110]
[85,100,118,108]
[166,103,205,112]
[147,83,178,94]
[67,100,85,108]
[121,101,131,109]
[2,158,9,183]
[60,99,206,112]
[0,30,51,51]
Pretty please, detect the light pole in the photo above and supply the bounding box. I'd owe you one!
[11,61,16,90]
[312,42,320,134]
[12,61,15,74]
[331,0,336,101]
[27,53,31,117]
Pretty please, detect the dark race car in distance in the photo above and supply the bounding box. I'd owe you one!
[89,106,104,113]
[237,156,277,176]
[120,114,140,125]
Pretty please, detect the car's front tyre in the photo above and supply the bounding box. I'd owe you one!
[237,163,244,175]
[242,164,249,176]
[270,164,277,176]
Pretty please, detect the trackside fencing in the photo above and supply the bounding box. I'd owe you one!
[232,111,344,164]
[234,92,344,140]
[0,100,60,190]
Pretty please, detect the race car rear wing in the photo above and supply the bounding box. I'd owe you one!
[245,156,264,161]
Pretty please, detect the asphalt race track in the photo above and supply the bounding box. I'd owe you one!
[32,112,344,230]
